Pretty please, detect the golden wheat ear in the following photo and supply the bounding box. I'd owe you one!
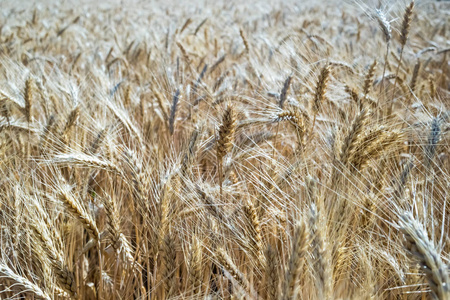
[216,104,236,199]
[374,7,392,112]
[215,247,251,296]
[263,244,279,300]
[363,60,377,98]
[282,221,309,300]
[311,63,331,133]
[243,199,264,265]
[24,77,34,124]
[161,234,177,298]
[338,109,369,168]
[388,2,413,108]
[103,195,135,265]
[239,28,249,55]
[0,263,51,300]
[308,204,331,300]
[400,213,450,300]
[58,187,100,241]
[188,235,203,296]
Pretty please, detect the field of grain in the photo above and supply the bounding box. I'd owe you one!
[0,0,449,299]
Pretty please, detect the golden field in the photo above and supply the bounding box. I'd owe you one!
[0,0,449,299]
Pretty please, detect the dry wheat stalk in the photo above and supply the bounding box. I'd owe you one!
[196,185,224,221]
[52,152,124,177]
[0,117,39,134]
[424,117,441,169]
[374,8,391,109]
[153,87,169,121]
[275,109,308,150]
[375,9,391,44]
[89,127,108,155]
[122,149,148,210]
[217,105,236,162]
[209,54,226,75]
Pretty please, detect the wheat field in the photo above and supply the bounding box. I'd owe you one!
[0,0,449,299]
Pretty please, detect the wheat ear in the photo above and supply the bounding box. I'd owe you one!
[424,117,441,170]
[345,85,361,111]
[103,196,134,264]
[363,60,377,97]
[30,223,77,296]
[409,59,421,94]
[58,189,100,241]
[264,245,279,300]
[400,213,450,300]
[188,235,203,295]
[162,234,177,298]
[216,247,250,294]
[311,64,331,133]
[400,1,414,49]
[279,75,292,109]
[240,28,249,54]
[309,204,331,299]
[390,1,414,111]
[62,105,80,142]
[243,200,264,265]
[339,109,369,167]
[375,8,391,113]
[216,104,236,200]
[282,221,309,300]
[275,109,307,150]
[0,263,51,300]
